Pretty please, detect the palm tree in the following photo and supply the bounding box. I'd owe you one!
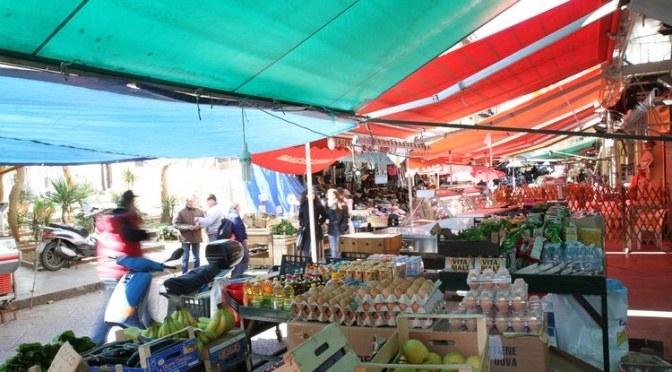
[46,178,91,222]
[122,167,137,190]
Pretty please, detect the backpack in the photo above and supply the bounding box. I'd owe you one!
[217,218,233,240]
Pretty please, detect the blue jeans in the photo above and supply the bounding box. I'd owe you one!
[181,242,200,274]
[231,241,249,276]
[90,279,117,346]
[328,234,341,259]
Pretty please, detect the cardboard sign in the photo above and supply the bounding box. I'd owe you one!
[47,342,88,372]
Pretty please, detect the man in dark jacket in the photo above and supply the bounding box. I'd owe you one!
[297,189,328,257]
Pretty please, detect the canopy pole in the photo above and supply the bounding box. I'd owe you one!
[408,173,414,227]
[366,0,619,119]
[305,143,317,262]
[449,152,454,186]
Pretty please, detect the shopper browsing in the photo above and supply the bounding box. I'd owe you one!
[326,188,349,259]
[229,202,249,275]
[173,194,205,274]
[194,193,226,242]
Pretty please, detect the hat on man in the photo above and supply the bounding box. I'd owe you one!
[121,190,138,205]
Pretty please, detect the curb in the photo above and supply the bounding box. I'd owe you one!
[13,281,104,310]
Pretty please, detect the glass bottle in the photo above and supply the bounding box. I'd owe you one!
[272,278,284,310]
[242,278,254,307]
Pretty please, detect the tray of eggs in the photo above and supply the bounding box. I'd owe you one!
[289,284,358,325]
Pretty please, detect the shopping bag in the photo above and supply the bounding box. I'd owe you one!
[295,226,306,252]
[552,279,628,371]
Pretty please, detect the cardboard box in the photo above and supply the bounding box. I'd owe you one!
[286,321,397,362]
[489,333,549,372]
[438,240,500,258]
[339,233,402,254]
[356,313,489,372]
[275,323,360,372]
[200,329,248,372]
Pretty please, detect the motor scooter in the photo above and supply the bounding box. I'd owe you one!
[160,239,244,316]
[103,248,184,340]
[36,208,105,271]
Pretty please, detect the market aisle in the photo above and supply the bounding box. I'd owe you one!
[606,251,672,360]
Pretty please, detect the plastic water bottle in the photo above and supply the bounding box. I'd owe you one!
[273,279,284,310]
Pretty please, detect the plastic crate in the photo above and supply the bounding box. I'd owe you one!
[279,254,312,277]
[619,352,672,372]
[0,274,12,294]
[181,294,211,318]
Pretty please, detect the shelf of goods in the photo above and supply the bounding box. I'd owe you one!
[439,271,611,371]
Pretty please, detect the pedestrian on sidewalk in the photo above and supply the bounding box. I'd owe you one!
[229,202,249,276]
[91,190,149,345]
[194,194,225,242]
[174,194,205,274]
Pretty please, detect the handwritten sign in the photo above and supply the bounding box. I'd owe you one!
[47,342,87,372]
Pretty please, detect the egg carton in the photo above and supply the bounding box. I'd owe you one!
[355,284,444,314]
[356,311,435,329]
[355,280,442,307]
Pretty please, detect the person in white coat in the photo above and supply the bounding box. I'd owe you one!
[194,194,226,242]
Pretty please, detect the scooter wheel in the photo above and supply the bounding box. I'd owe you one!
[40,241,69,271]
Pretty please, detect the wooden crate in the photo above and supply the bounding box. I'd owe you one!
[273,235,297,266]
[275,323,360,372]
[355,313,489,372]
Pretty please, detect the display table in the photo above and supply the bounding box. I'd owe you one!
[439,271,611,371]
[238,306,291,366]
[455,205,518,218]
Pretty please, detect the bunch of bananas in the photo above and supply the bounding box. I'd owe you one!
[141,322,162,339]
[194,308,237,353]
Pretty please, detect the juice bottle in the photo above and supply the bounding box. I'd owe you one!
[272,278,284,310]
[325,272,345,287]
[242,278,253,307]
[251,278,263,308]
[283,280,295,311]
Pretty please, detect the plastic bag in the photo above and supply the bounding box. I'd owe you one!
[552,279,628,371]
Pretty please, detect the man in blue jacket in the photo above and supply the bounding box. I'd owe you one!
[229,202,249,275]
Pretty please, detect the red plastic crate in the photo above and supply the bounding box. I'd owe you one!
[0,274,12,294]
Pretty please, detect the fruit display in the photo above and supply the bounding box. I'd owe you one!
[389,338,484,372]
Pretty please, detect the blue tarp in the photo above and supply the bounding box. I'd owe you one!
[245,164,305,217]
[0,69,357,165]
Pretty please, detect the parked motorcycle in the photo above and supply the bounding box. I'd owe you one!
[36,211,103,271]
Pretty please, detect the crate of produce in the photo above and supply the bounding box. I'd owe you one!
[355,313,489,372]
[182,293,211,318]
[274,322,360,372]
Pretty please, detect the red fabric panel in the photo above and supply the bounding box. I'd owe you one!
[252,141,350,174]
[360,0,615,127]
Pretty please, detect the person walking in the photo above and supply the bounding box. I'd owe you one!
[326,188,349,259]
[194,193,226,242]
[297,189,328,258]
[229,202,249,276]
[91,190,148,345]
[174,194,205,274]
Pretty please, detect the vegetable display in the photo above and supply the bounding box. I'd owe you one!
[0,331,96,372]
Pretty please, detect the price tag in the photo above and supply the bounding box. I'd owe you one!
[47,342,85,372]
